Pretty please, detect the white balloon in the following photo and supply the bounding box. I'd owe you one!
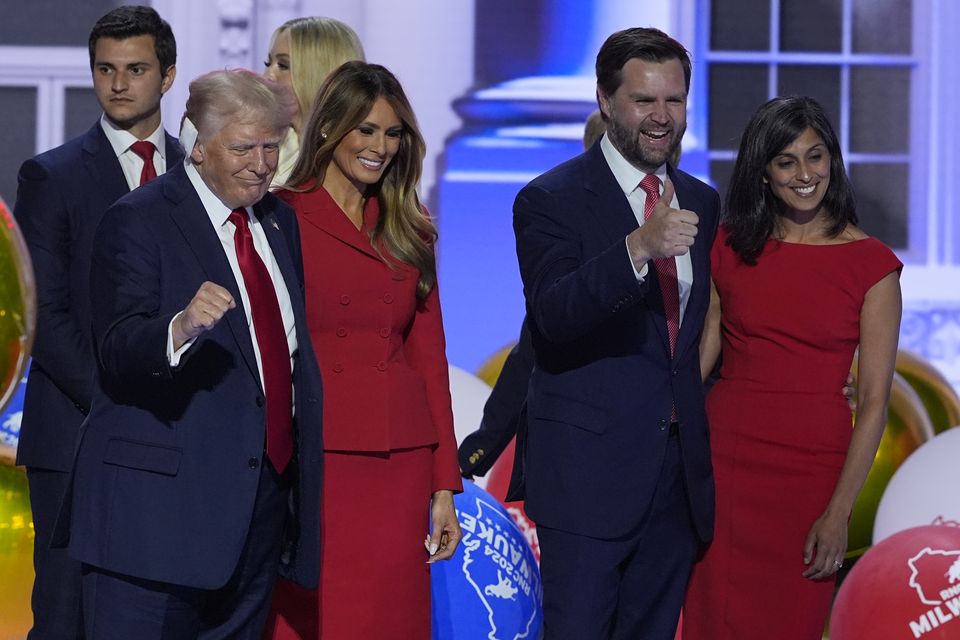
[448,366,493,489]
[873,427,960,544]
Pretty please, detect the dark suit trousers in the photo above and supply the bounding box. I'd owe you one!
[27,467,84,640]
[536,431,699,640]
[81,459,291,640]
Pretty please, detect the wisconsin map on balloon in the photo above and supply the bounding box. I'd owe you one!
[458,494,542,640]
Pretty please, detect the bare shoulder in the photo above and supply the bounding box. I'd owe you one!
[840,224,869,241]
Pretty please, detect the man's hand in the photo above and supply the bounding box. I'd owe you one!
[172,281,236,350]
[626,178,699,269]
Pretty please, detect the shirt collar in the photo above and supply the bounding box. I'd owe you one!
[599,132,668,196]
[99,114,167,161]
[184,161,247,229]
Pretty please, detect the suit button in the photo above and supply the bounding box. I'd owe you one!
[376,361,387,372]
[333,363,344,373]
[382,293,393,304]
[672,369,679,376]
[340,295,351,305]
[256,396,264,407]
[248,458,259,469]
[379,327,390,338]
[336,327,347,337]
[658,419,667,430]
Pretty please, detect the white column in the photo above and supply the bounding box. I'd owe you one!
[581,0,672,74]
[152,0,240,134]
[354,0,474,198]
[253,0,302,78]
[927,0,960,265]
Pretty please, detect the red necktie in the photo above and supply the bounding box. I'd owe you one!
[129,140,158,186]
[229,208,293,473]
[639,174,680,356]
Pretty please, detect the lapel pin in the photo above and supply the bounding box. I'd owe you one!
[271,219,280,230]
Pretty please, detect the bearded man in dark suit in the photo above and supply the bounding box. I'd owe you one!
[513,27,720,640]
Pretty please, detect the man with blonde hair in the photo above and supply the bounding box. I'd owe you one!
[63,69,324,638]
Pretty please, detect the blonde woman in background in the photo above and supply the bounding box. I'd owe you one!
[264,16,365,186]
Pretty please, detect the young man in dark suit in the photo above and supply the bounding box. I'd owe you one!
[13,6,180,637]
[513,27,720,639]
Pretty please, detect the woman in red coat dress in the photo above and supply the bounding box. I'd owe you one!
[263,62,463,639]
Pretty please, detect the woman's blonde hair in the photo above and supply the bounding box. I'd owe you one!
[277,17,365,126]
[288,62,437,300]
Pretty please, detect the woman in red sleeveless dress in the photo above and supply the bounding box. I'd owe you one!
[683,96,902,639]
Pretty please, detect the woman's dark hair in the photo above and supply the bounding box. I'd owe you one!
[725,96,857,264]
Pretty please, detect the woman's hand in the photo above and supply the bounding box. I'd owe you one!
[425,490,462,564]
[802,510,848,580]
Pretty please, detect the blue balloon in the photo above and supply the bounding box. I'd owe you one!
[0,367,26,454]
[432,480,543,640]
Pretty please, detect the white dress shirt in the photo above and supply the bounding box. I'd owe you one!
[99,115,167,190]
[167,162,298,395]
[600,133,693,325]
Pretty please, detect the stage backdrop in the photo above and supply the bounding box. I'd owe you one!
[0,0,958,391]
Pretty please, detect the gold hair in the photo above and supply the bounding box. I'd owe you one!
[276,17,365,130]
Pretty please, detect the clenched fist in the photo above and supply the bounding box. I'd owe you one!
[626,178,699,269]
[172,281,236,349]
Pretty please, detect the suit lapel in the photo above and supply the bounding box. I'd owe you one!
[82,123,129,203]
[582,144,676,353]
[670,167,711,361]
[163,165,262,385]
[163,131,185,167]
[582,143,640,245]
[255,199,308,324]
[297,187,383,261]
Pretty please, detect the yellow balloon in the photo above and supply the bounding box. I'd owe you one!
[475,341,517,387]
[0,194,38,639]
[895,349,960,433]
[0,463,34,639]
[0,195,35,465]
[846,368,935,557]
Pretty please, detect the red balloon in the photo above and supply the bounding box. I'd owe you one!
[832,525,960,639]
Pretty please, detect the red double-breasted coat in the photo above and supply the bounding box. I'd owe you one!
[265,185,461,639]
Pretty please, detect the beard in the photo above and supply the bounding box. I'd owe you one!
[606,112,684,173]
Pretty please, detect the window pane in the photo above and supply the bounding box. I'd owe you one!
[850,67,910,154]
[709,64,768,150]
[848,163,909,249]
[781,0,842,52]
[853,0,911,54]
[0,0,118,46]
[0,88,38,209]
[711,0,770,51]
[777,65,841,130]
[710,160,735,207]
[65,88,101,141]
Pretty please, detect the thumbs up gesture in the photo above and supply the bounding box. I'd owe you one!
[626,178,699,267]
